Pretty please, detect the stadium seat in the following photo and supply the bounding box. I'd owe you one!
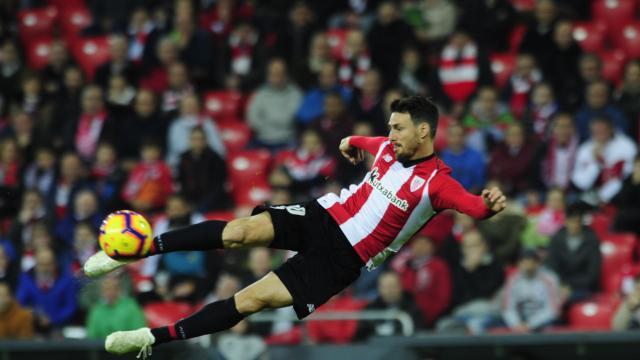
[227,150,272,207]
[17,6,57,41]
[600,233,636,294]
[607,263,640,296]
[143,302,194,329]
[508,25,527,53]
[204,211,236,221]
[217,122,251,155]
[572,21,607,53]
[47,0,86,10]
[326,28,349,60]
[24,37,54,70]
[588,212,613,238]
[59,5,92,40]
[70,36,110,80]
[434,115,452,151]
[599,49,627,86]
[203,90,243,123]
[490,53,516,89]
[592,0,637,45]
[619,22,640,59]
[567,297,620,331]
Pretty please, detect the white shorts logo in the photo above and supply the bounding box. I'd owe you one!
[307,304,315,313]
[271,205,306,216]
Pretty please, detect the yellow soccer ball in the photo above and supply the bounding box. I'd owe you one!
[99,210,153,259]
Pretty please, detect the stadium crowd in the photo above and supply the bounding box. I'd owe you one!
[1,0,640,351]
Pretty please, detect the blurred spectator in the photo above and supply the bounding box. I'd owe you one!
[546,204,601,303]
[488,123,539,196]
[205,273,242,304]
[501,249,561,333]
[612,273,640,331]
[349,69,386,135]
[403,0,457,47]
[167,93,225,169]
[12,73,54,134]
[477,195,526,265]
[575,81,628,141]
[177,126,230,211]
[95,35,138,88]
[3,111,37,163]
[270,128,336,199]
[118,89,168,161]
[278,2,318,79]
[337,30,372,90]
[455,0,515,52]
[106,74,136,118]
[68,222,99,278]
[613,155,640,234]
[297,62,353,124]
[615,60,640,141]
[502,54,542,119]
[86,276,146,339]
[245,248,273,285]
[522,82,559,140]
[391,235,452,327]
[139,37,180,94]
[0,137,22,217]
[51,66,84,148]
[16,248,77,333]
[122,140,173,212]
[463,86,515,155]
[127,6,160,67]
[0,40,25,116]
[432,31,492,113]
[55,189,102,246]
[293,32,333,89]
[0,281,33,339]
[8,190,52,256]
[22,146,56,198]
[539,113,578,190]
[354,271,424,340]
[367,2,415,87]
[578,54,605,88]
[519,0,557,64]
[42,40,73,95]
[397,46,429,96]
[91,142,126,211]
[309,91,355,156]
[437,230,504,334]
[523,188,566,250]
[18,222,56,273]
[161,62,194,115]
[547,20,583,110]
[247,58,302,151]
[65,86,117,161]
[51,152,87,219]
[0,245,18,291]
[200,0,254,44]
[217,319,267,360]
[572,115,637,203]
[219,21,268,91]
[440,123,486,193]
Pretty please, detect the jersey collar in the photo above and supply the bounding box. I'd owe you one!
[399,152,436,168]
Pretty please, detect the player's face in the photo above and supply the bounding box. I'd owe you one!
[388,112,427,160]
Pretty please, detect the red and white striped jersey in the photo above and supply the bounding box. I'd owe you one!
[317,136,495,270]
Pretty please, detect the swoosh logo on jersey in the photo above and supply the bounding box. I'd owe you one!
[410,176,425,192]
[367,167,409,211]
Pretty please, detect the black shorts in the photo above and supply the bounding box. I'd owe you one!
[251,200,365,319]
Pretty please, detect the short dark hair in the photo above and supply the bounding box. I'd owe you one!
[390,96,439,138]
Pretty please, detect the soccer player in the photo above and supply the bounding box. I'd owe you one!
[84,96,507,357]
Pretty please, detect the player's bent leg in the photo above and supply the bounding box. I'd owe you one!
[105,272,292,357]
[222,212,275,249]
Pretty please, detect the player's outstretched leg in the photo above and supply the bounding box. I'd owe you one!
[84,213,275,278]
[105,272,292,357]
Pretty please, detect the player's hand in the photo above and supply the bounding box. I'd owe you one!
[339,137,364,165]
[481,187,507,213]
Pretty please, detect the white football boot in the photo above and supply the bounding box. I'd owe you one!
[105,327,155,359]
[83,251,134,278]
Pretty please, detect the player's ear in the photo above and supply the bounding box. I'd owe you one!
[419,122,430,140]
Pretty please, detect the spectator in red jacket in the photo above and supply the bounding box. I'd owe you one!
[122,140,173,213]
[391,234,452,327]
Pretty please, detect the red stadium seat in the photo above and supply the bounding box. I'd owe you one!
[600,233,636,294]
[588,212,613,238]
[228,150,272,207]
[204,90,243,123]
[619,22,640,59]
[599,49,627,86]
[606,263,640,295]
[572,21,607,53]
[143,302,194,329]
[433,115,452,151]
[204,211,236,221]
[17,6,57,41]
[567,297,620,330]
[23,37,53,70]
[217,122,251,155]
[509,25,527,53]
[490,53,516,89]
[592,0,637,45]
[70,36,110,80]
[47,0,86,10]
[60,6,92,40]
[326,28,349,60]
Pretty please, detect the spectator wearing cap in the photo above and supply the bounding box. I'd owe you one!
[572,115,637,203]
[501,249,561,333]
[546,204,601,303]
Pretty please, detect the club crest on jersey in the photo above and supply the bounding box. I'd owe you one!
[410,176,425,192]
[367,168,409,211]
[383,154,393,163]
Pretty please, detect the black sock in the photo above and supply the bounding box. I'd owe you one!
[148,220,226,255]
[151,297,245,345]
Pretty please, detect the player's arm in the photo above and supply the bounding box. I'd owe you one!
[431,174,506,219]
[339,136,387,165]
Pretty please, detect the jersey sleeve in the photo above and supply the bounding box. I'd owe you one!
[430,173,495,219]
[348,136,388,156]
